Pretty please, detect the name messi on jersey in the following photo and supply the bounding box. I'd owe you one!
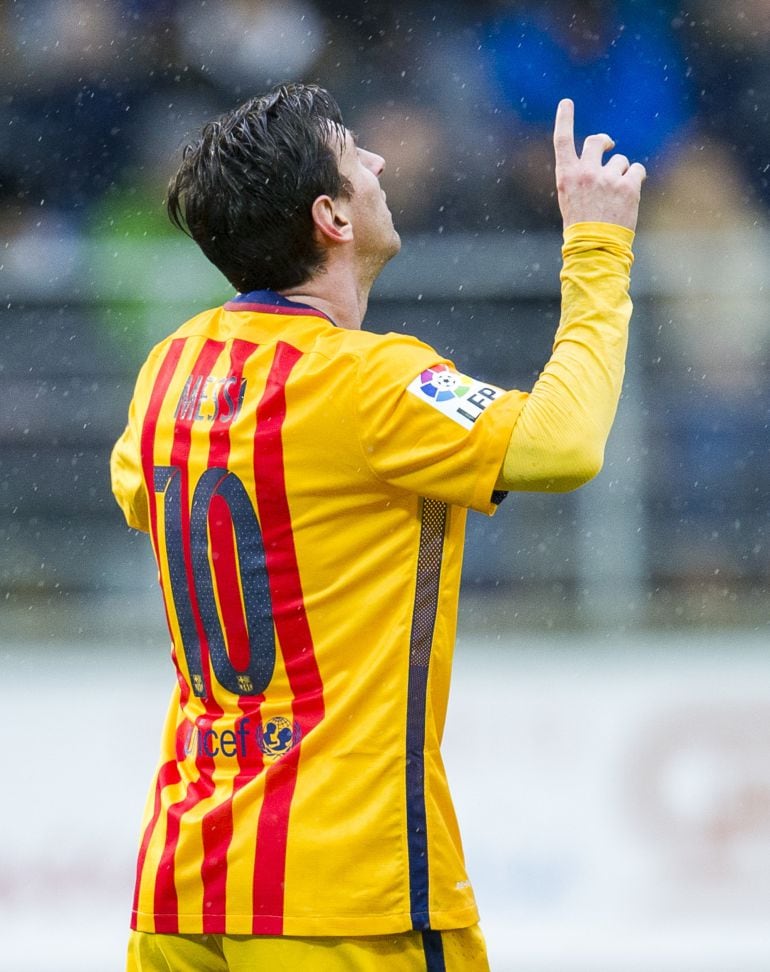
[174,373,247,423]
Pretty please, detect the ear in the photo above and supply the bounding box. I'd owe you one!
[311,194,353,245]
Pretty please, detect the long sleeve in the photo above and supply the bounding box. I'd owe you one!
[497,221,635,491]
[111,361,153,533]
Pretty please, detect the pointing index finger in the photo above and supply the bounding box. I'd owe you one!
[553,98,577,165]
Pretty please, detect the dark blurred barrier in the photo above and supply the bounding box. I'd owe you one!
[1,231,768,634]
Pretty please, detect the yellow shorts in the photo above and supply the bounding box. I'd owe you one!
[127,924,489,971]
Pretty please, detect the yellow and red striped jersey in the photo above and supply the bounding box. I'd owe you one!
[111,291,526,936]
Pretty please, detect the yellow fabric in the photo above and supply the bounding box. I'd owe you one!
[126,925,489,972]
[111,303,522,937]
[499,221,635,490]
[111,222,635,939]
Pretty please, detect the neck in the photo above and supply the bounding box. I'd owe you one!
[281,255,383,331]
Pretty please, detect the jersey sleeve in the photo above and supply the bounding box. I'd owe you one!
[110,355,155,533]
[498,222,636,491]
[353,335,526,514]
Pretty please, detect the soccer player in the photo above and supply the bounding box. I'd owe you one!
[112,83,644,971]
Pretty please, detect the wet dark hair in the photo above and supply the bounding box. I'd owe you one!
[167,83,351,293]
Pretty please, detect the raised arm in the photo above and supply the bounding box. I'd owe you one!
[497,99,646,492]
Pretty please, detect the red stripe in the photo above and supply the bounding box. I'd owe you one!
[140,340,186,567]
[208,494,250,668]
[153,338,226,932]
[250,341,326,933]
[137,338,194,724]
[130,760,181,929]
[197,338,263,932]
[131,340,187,929]
[206,342,254,674]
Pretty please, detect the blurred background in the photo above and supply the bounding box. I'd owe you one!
[1,0,769,969]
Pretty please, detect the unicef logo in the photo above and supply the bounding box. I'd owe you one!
[417,365,471,402]
[256,716,302,758]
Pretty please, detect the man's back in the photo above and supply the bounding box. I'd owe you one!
[112,290,521,936]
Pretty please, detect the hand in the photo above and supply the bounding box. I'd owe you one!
[553,99,646,232]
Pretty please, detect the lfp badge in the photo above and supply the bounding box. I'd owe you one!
[417,365,472,402]
[407,363,504,430]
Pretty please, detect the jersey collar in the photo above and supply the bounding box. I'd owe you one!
[224,289,336,325]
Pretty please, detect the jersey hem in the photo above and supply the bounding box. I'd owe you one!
[131,904,480,936]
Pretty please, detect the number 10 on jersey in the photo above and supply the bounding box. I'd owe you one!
[153,464,276,700]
